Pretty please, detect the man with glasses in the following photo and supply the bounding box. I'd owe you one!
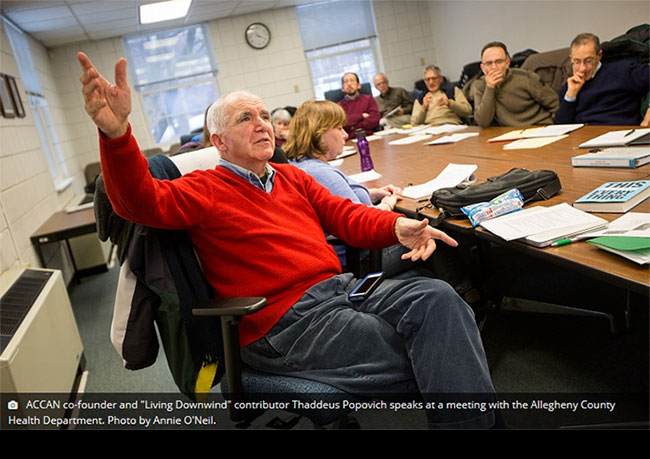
[77,51,500,429]
[338,72,381,136]
[473,42,558,128]
[373,73,413,128]
[411,65,471,126]
[554,33,649,125]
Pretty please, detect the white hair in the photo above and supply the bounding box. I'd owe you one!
[206,90,265,135]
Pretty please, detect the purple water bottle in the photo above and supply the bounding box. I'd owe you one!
[355,129,374,172]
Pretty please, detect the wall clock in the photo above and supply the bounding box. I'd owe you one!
[245,22,271,49]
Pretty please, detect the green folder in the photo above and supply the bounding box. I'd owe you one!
[587,236,650,264]
[587,236,650,251]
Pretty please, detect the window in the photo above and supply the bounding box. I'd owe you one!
[296,0,380,100]
[4,18,71,191]
[123,24,218,145]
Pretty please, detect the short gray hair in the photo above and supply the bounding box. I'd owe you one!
[206,90,264,135]
[424,64,442,75]
[271,108,292,124]
[570,33,601,53]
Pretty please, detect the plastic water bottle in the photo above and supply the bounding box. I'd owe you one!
[355,129,374,172]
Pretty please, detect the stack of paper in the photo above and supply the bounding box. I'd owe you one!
[488,124,583,142]
[479,203,608,247]
[402,164,477,200]
[578,128,650,148]
[582,213,650,265]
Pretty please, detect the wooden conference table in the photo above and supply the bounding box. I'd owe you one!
[335,125,650,297]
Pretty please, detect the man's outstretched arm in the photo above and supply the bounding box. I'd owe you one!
[78,52,130,139]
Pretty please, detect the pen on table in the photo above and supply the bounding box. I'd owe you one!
[550,236,591,247]
[624,129,636,137]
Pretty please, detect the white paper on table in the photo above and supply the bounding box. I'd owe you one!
[401,163,478,199]
[336,147,356,159]
[328,159,344,167]
[348,169,382,183]
[395,125,431,135]
[352,135,381,143]
[522,124,584,137]
[479,203,606,241]
[423,124,469,135]
[502,135,568,149]
[579,212,650,239]
[389,134,433,145]
[375,128,400,136]
[578,128,650,148]
[425,132,479,145]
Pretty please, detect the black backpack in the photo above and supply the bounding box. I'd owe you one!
[428,168,562,225]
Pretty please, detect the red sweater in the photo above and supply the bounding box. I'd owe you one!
[338,94,381,136]
[100,126,400,346]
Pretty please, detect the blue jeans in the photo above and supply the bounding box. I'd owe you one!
[241,273,496,428]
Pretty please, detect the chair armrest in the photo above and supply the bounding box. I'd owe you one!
[192,297,267,317]
[191,296,267,423]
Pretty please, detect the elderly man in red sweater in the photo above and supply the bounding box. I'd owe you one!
[77,52,497,429]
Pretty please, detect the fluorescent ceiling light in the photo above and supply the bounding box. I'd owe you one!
[139,0,192,25]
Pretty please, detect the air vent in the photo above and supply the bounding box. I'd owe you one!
[0,270,53,353]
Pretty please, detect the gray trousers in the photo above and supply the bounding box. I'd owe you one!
[241,273,496,428]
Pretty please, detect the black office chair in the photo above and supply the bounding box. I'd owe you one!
[324,82,373,103]
[83,161,101,194]
[191,295,363,429]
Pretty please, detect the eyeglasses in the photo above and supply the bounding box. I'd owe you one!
[571,57,598,67]
[424,76,442,82]
[481,59,507,67]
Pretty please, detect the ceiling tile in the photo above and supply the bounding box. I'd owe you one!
[0,0,320,48]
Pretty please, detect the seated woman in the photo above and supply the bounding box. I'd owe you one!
[283,100,416,277]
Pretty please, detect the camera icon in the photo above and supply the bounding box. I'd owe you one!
[7,400,19,410]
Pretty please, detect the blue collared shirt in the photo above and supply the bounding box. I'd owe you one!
[218,158,276,193]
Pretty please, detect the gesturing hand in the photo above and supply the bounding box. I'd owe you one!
[395,217,457,262]
[77,52,131,138]
[422,92,434,109]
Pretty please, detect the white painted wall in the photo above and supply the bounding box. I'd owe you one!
[428,0,650,81]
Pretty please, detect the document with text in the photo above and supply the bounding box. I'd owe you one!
[479,203,607,243]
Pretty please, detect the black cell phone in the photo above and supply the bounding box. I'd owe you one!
[348,272,384,302]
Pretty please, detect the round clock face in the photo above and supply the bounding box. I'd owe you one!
[245,23,271,49]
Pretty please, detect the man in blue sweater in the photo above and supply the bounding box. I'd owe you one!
[554,33,649,125]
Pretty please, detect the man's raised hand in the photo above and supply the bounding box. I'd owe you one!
[77,52,131,138]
